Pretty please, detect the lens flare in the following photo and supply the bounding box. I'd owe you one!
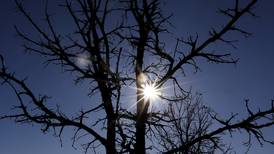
[142,82,160,101]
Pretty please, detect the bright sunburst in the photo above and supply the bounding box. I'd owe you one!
[142,82,160,102]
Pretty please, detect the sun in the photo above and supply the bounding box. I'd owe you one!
[142,82,160,101]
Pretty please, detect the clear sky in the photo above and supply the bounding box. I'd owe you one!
[0,0,274,154]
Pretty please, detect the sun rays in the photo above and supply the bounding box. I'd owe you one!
[141,81,160,102]
[120,74,163,113]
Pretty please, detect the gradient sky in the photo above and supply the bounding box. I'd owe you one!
[0,0,274,154]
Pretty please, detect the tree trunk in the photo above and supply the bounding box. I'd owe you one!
[106,118,116,154]
[135,93,150,153]
[99,81,117,154]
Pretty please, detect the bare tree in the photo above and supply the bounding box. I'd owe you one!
[1,0,274,153]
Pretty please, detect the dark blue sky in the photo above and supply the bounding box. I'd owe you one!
[0,0,274,153]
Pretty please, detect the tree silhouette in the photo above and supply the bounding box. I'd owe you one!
[1,0,274,153]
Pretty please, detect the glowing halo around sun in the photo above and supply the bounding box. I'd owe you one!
[141,82,160,102]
